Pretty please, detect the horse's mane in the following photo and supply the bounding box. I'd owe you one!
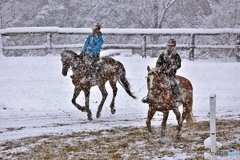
[147,67,167,90]
[147,67,163,80]
[61,50,81,61]
[66,50,78,56]
[148,68,158,74]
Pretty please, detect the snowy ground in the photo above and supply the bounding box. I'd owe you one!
[0,50,240,159]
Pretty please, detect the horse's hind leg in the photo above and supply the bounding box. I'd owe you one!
[72,87,87,112]
[84,89,92,121]
[172,107,182,137]
[96,84,108,118]
[109,80,118,114]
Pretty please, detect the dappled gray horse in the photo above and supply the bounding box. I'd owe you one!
[61,50,136,120]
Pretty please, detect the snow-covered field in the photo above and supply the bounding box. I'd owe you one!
[0,51,240,159]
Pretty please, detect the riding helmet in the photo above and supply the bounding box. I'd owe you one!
[92,23,101,30]
[167,38,176,46]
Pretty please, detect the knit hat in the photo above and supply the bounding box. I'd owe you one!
[92,23,101,30]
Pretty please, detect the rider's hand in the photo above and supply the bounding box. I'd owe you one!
[166,69,171,73]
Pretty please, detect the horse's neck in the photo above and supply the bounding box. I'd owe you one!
[70,56,89,75]
[149,77,173,104]
[151,76,169,92]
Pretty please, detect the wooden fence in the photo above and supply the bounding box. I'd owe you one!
[0,27,240,60]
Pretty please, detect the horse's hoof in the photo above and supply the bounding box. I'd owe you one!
[161,132,166,137]
[148,128,155,134]
[176,132,182,139]
[96,112,101,118]
[87,113,93,121]
[175,135,181,141]
[111,108,116,114]
[81,106,87,112]
[176,129,182,138]
[159,138,167,144]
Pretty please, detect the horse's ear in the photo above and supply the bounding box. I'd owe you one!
[147,66,150,71]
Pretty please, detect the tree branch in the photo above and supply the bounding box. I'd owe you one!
[157,0,176,28]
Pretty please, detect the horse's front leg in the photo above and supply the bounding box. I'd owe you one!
[146,107,156,134]
[72,87,87,112]
[96,84,108,118]
[84,89,92,121]
[161,111,169,137]
[109,80,118,114]
[172,107,182,137]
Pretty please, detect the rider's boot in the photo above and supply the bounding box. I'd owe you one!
[141,90,149,104]
[141,96,149,103]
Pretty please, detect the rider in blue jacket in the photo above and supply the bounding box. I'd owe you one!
[79,23,104,82]
[81,23,104,62]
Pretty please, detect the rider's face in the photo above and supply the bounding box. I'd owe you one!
[92,28,99,35]
[167,45,175,52]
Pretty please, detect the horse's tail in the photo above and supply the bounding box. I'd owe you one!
[178,76,195,127]
[186,100,196,127]
[184,94,196,127]
[117,62,137,99]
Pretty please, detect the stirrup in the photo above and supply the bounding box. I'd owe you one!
[141,96,149,104]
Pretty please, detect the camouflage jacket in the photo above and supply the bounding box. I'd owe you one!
[155,49,181,76]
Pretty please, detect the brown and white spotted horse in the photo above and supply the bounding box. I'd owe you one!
[61,50,136,120]
[146,66,195,137]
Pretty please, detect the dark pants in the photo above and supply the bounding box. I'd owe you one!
[83,53,100,75]
[167,75,181,102]
[80,52,99,67]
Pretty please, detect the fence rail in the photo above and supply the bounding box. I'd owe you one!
[1,27,240,60]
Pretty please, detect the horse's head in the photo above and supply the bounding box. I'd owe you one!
[146,66,165,90]
[61,50,73,76]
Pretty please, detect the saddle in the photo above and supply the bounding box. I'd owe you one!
[89,60,105,85]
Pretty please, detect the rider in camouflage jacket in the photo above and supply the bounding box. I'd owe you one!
[156,47,181,76]
[142,39,182,106]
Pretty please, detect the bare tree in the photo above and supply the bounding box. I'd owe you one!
[205,0,240,45]
[153,0,176,28]
[152,0,176,57]
[0,0,12,29]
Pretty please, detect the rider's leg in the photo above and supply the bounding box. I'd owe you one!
[169,75,181,106]
[90,55,100,84]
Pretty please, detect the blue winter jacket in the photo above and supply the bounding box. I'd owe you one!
[82,32,104,57]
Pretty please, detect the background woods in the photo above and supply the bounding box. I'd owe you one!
[0,0,240,58]
[2,0,239,29]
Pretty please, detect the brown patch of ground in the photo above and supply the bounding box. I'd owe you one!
[1,120,240,160]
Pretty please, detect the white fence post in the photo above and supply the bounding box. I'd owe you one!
[189,33,195,61]
[210,94,216,160]
[142,35,146,58]
[236,34,240,61]
[45,33,52,55]
[0,34,3,57]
